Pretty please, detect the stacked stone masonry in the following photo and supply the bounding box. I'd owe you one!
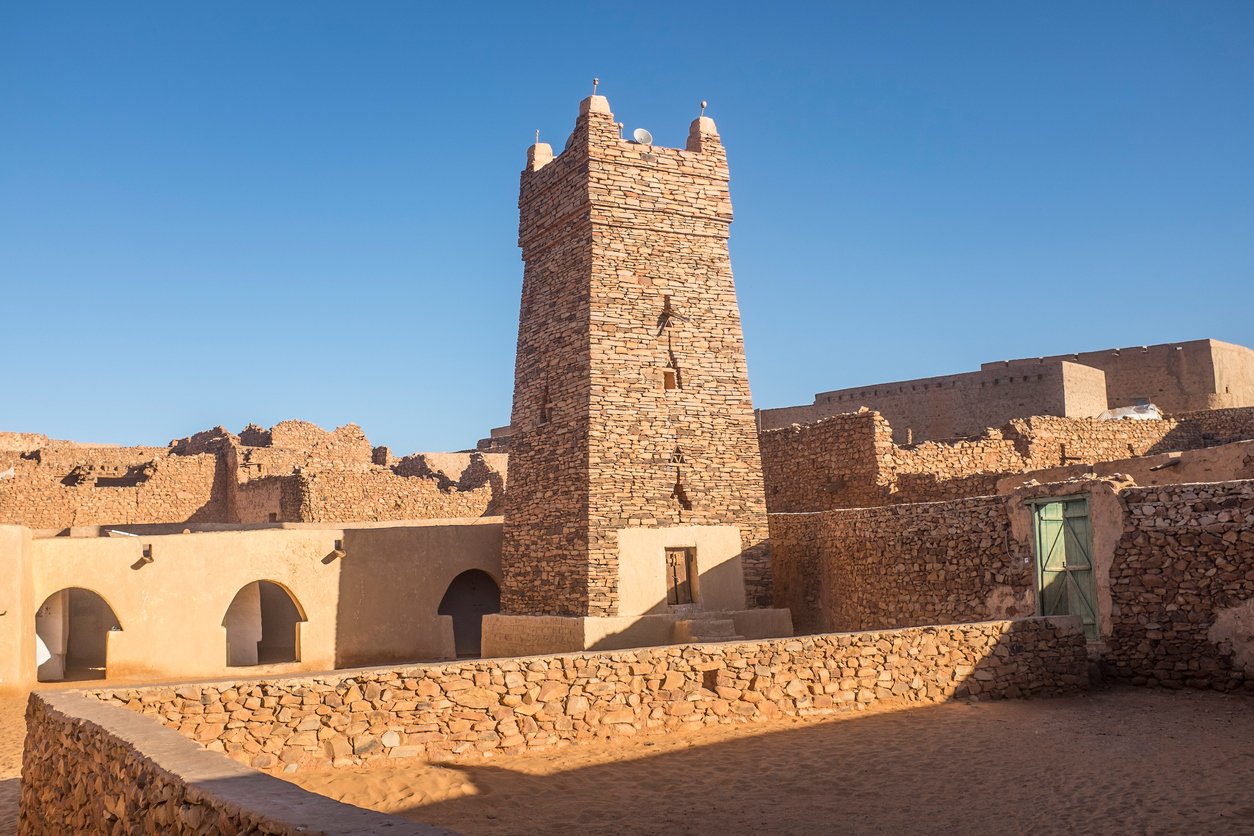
[1104,481,1254,690]
[83,618,1086,772]
[760,408,1254,512]
[21,691,441,835]
[0,421,505,529]
[769,478,1254,691]
[502,96,771,616]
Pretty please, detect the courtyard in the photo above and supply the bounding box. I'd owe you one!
[273,687,1254,835]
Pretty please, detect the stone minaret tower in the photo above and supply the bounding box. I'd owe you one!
[484,93,786,654]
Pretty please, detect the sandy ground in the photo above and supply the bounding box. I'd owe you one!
[286,688,1254,836]
[0,695,24,836]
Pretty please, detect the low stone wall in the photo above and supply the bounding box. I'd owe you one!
[770,498,1034,634]
[85,618,1087,773]
[21,690,446,835]
[770,478,1254,691]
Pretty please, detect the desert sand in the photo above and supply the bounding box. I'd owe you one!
[0,695,24,836]
[286,688,1254,835]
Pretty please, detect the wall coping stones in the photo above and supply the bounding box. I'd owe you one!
[22,690,453,835]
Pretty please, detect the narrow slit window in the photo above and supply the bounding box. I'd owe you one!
[539,384,552,426]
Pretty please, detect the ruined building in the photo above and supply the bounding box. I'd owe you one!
[485,94,790,654]
[760,337,1254,442]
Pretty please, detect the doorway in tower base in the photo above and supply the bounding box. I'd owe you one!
[223,580,306,666]
[438,570,501,658]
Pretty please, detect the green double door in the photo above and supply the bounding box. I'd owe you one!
[1031,496,1099,641]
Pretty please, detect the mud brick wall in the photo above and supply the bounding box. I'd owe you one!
[86,618,1086,773]
[1105,481,1254,691]
[503,96,771,616]
[769,497,1033,634]
[21,691,441,835]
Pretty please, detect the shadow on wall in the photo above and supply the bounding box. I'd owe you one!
[332,523,504,668]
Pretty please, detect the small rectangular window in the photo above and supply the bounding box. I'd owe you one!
[662,369,677,390]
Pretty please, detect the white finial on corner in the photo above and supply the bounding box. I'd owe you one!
[535,129,540,144]
[593,77,600,95]
[700,100,708,117]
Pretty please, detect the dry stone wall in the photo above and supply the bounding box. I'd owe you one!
[759,409,1242,512]
[85,618,1086,772]
[21,691,443,835]
[770,478,1254,691]
[1104,480,1254,690]
[770,497,1033,634]
[0,420,499,528]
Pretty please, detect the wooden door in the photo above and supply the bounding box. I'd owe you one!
[665,547,696,605]
[1033,497,1099,640]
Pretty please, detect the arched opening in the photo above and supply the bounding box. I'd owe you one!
[223,580,305,666]
[35,588,121,682]
[438,570,501,658]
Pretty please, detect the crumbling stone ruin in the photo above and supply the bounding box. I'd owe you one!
[0,419,505,530]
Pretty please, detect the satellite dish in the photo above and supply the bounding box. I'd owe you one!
[632,127,653,145]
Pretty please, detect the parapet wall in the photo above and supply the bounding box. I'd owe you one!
[769,477,1254,690]
[84,618,1086,773]
[21,691,443,835]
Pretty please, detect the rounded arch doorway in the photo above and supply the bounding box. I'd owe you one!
[223,580,306,666]
[438,570,501,658]
[35,588,122,682]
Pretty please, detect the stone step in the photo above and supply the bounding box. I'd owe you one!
[675,617,744,644]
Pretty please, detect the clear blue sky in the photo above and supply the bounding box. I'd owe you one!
[2,2,1252,453]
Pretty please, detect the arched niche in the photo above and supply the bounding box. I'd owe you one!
[222,580,306,666]
[35,588,122,682]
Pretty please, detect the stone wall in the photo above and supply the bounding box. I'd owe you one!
[1174,406,1254,446]
[0,420,501,529]
[85,617,1087,772]
[759,410,1228,512]
[1104,480,1254,690]
[0,443,229,530]
[770,497,1032,634]
[769,478,1254,691]
[21,690,443,835]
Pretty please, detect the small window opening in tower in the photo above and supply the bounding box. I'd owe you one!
[539,384,552,426]
[669,446,685,464]
[662,369,677,390]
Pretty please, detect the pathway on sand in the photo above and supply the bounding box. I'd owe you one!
[286,688,1254,835]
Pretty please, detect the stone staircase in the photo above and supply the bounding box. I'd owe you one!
[672,608,745,644]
